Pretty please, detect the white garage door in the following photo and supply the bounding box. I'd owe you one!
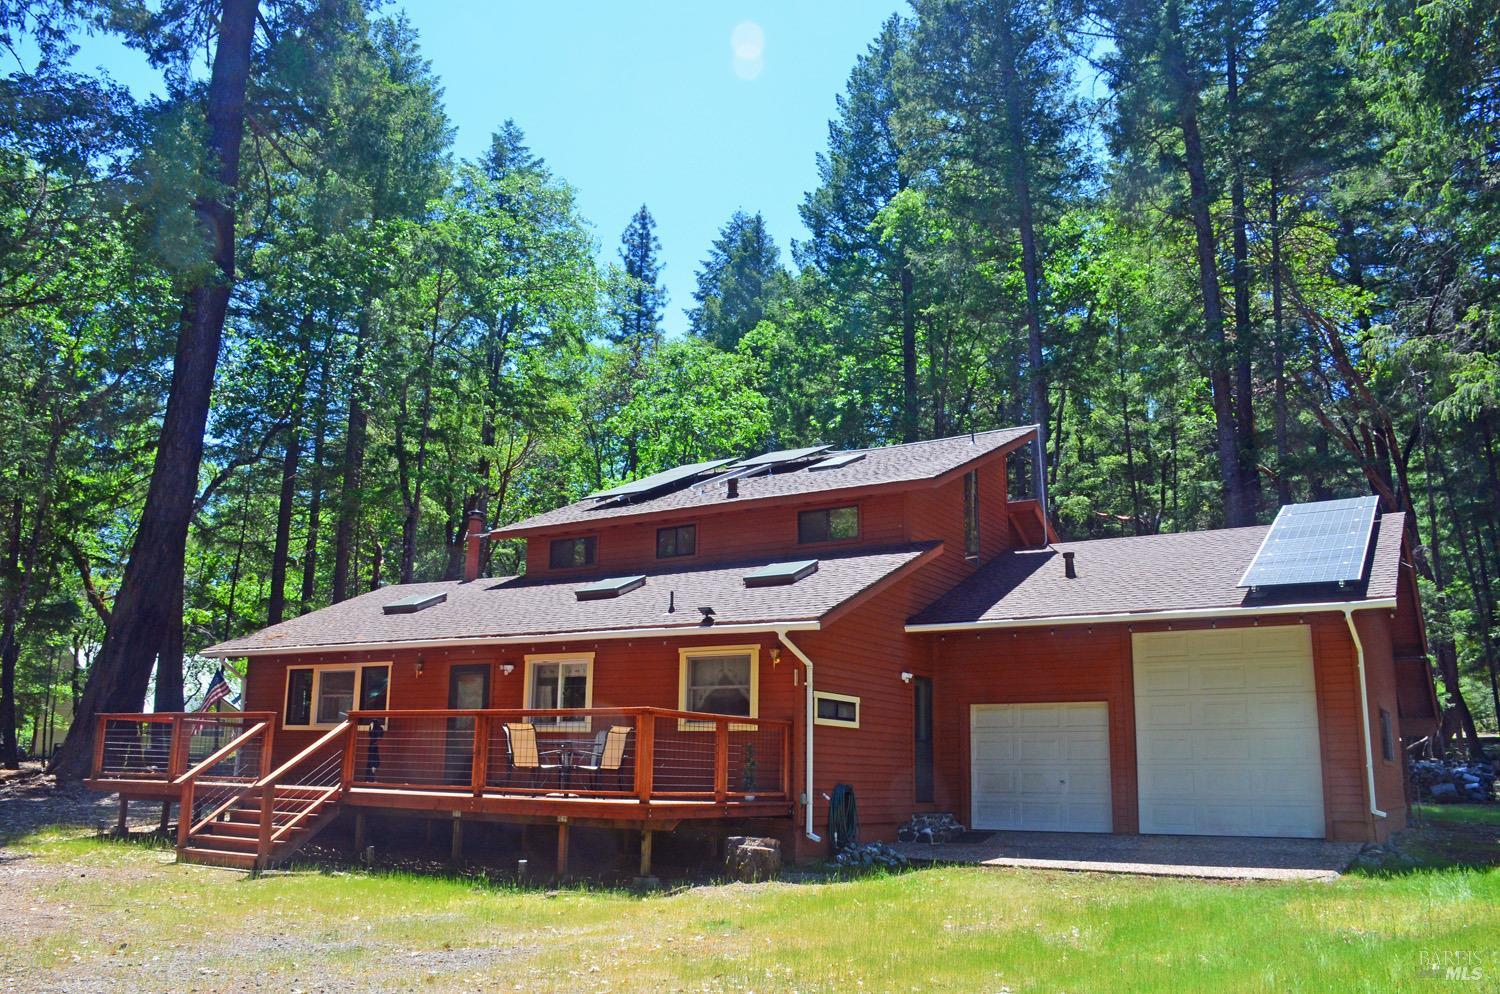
[970,702,1112,832]
[1133,626,1325,838]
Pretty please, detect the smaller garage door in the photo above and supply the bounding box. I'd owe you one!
[970,702,1112,832]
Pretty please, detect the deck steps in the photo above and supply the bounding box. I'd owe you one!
[177,785,343,871]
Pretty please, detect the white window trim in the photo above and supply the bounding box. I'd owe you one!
[282,662,391,731]
[678,644,760,731]
[813,690,861,729]
[523,652,595,731]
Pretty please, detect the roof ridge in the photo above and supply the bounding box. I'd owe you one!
[849,424,1036,455]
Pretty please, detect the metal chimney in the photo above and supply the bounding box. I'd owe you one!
[1062,550,1077,579]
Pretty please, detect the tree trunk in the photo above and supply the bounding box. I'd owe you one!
[331,317,369,604]
[1268,173,1292,507]
[1162,9,1245,526]
[50,0,259,779]
[299,377,328,612]
[996,4,1048,463]
[899,263,919,443]
[1226,26,1258,521]
[152,564,184,712]
[267,409,301,625]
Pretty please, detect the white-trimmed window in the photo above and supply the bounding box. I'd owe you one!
[814,691,860,728]
[283,662,391,730]
[679,645,759,729]
[524,653,594,730]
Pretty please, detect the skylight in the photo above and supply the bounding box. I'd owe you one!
[743,559,819,587]
[382,592,447,615]
[575,575,647,601]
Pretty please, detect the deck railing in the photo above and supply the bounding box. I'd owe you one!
[93,712,276,782]
[346,707,792,805]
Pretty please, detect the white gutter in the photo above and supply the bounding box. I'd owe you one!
[1343,607,1389,821]
[775,629,822,844]
[203,620,822,659]
[905,598,1397,634]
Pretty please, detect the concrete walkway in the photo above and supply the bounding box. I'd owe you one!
[889,831,1364,881]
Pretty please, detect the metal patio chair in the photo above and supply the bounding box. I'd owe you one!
[502,722,559,789]
[578,725,632,790]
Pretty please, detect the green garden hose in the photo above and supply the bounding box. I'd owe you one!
[828,783,859,851]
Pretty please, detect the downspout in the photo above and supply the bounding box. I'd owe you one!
[775,629,822,843]
[1342,607,1388,821]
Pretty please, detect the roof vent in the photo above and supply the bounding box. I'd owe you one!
[744,559,820,587]
[574,575,646,601]
[1062,551,1077,579]
[382,591,447,615]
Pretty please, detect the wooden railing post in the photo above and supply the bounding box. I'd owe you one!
[168,715,188,779]
[634,711,654,804]
[471,714,490,797]
[340,721,357,795]
[257,783,274,865]
[91,716,108,777]
[261,722,275,780]
[713,720,729,803]
[177,780,193,849]
[781,723,792,797]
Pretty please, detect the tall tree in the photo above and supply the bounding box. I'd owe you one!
[688,211,787,349]
[615,204,666,349]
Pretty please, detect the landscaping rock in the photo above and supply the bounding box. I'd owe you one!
[1410,759,1495,803]
[725,836,781,882]
[896,812,966,844]
[832,842,908,871]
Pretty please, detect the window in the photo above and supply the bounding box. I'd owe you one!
[797,505,859,544]
[679,646,760,728]
[548,535,596,569]
[656,524,696,559]
[283,663,391,730]
[1380,707,1395,763]
[814,691,860,728]
[524,654,594,730]
[964,469,980,557]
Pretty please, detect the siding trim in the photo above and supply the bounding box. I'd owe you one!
[906,598,1397,633]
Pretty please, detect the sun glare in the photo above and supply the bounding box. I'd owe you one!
[731,20,765,80]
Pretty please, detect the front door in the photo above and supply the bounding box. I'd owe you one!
[446,664,491,785]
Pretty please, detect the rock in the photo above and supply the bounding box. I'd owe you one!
[725,836,781,882]
[897,812,967,844]
[1429,782,1459,800]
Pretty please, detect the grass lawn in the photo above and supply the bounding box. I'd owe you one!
[1,805,1497,993]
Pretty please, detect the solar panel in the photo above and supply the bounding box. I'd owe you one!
[1238,496,1380,590]
[730,445,832,468]
[588,458,736,500]
[743,559,819,587]
[809,452,866,471]
[382,592,447,615]
[574,575,646,601]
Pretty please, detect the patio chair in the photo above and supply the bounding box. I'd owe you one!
[502,722,559,788]
[578,724,632,790]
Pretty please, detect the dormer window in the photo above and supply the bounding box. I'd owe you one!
[798,505,859,544]
[548,535,596,569]
[656,524,696,559]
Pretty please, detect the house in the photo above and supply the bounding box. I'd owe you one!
[84,426,1439,872]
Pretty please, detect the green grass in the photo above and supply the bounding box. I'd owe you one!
[4,812,1499,993]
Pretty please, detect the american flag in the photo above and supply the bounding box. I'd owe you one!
[198,668,233,712]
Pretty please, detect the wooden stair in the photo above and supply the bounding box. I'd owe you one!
[178,785,343,871]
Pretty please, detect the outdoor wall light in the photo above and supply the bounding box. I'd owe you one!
[415,658,425,677]
[900,671,913,684]
[769,647,781,666]
[500,663,515,676]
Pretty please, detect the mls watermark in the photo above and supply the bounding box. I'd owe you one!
[1417,950,1494,983]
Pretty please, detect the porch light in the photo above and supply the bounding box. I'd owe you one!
[500,663,515,676]
[415,658,425,677]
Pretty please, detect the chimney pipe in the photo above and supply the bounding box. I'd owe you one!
[727,477,739,498]
[463,510,485,582]
[1062,550,1076,579]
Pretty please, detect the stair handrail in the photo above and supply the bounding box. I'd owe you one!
[253,719,352,867]
[175,721,271,848]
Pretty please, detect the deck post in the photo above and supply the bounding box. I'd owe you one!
[354,812,366,856]
[168,714,187,779]
[158,801,172,835]
[634,711,654,804]
[339,721,357,795]
[115,796,128,835]
[450,815,463,863]
[713,720,729,804]
[257,784,274,865]
[471,714,490,797]
[556,818,570,880]
[91,716,108,777]
[639,829,653,877]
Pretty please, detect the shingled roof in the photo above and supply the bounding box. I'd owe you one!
[908,512,1406,630]
[204,543,942,657]
[491,426,1037,536]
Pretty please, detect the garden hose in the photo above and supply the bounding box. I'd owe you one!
[828,783,859,851]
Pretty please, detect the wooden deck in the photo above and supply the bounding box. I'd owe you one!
[84,707,794,873]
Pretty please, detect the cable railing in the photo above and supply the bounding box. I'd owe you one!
[174,720,273,846]
[346,707,792,806]
[93,712,276,782]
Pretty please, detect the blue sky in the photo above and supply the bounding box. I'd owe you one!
[55,1,905,335]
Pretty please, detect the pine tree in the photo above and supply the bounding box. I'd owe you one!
[615,205,666,350]
[688,211,787,349]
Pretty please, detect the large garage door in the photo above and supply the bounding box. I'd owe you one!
[1133,626,1325,838]
[970,702,1112,832]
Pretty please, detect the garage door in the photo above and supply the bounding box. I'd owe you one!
[970,702,1112,832]
[1133,626,1325,838]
